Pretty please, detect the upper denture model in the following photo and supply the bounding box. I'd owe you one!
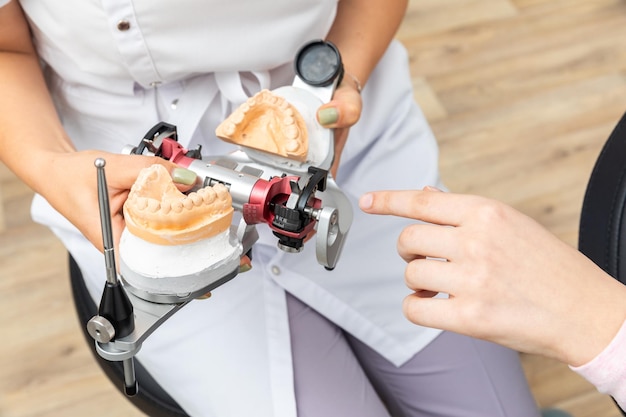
[215,89,309,162]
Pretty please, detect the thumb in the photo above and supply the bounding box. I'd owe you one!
[171,166,199,191]
[317,84,362,129]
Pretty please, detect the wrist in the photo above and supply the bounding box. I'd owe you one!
[559,277,626,367]
[343,71,362,94]
[19,148,75,196]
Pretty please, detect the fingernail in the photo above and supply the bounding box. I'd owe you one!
[424,185,443,192]
[359,193,373,210]
[172,167,197,185]
[318,107,338,126]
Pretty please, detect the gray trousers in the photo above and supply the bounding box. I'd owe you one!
[287,293,540,417]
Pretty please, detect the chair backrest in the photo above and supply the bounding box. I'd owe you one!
[579,111,626,285]
[69,254,189,417]
[578,111,626,416]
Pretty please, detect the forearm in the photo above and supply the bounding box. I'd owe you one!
[326,0,408,87]
[0,2,74,195]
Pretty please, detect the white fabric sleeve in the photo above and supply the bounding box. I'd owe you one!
[569,318,626,410]
[0,0,11,7]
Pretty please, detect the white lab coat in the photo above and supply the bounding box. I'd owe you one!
[11,1,444,415]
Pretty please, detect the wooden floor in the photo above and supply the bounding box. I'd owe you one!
[2,0,626,416]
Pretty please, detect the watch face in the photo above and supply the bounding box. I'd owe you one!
[295,41,342,86]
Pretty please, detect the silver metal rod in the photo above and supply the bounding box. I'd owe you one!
[95,158,118,285]
[123,358,137,395]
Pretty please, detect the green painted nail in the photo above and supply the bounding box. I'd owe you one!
[172,167,197,185]
[318,107,338,125]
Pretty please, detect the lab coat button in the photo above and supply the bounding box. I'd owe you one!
[271,266,281,275]
[117,20,131,31]
[171,99,179,110]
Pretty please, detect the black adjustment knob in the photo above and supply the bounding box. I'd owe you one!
[272,205,302,232]
[272,205,306,252]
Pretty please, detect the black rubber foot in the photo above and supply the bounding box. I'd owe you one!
[125,382,139,397]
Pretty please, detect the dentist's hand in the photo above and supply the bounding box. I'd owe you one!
[46,150,195,254]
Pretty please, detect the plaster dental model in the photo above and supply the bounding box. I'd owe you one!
[123,164,233,245]
[215,89,309,161]
[119,164,238,280]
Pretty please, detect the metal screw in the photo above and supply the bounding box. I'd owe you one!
[87,315,116,343]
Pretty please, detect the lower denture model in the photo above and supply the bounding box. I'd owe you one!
[123,164,233,246]
[119,164,238,281]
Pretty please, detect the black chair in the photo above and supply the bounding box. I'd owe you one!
[69,254,190,417]
[578,111,626,416]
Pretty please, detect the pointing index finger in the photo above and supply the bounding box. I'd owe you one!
[359,189,471,227]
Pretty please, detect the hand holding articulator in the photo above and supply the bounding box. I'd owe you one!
[86,41,353,396]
